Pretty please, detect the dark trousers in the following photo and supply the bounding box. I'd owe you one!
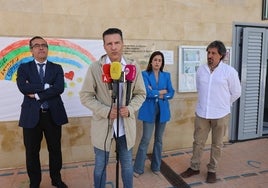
[23,110,63,188]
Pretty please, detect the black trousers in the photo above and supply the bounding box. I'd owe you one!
[23,110,62,187]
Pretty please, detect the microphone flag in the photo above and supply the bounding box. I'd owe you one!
[125,64,136,82]
[125,64,136,105]
[102,64,112,82]
[110,62,122,100]
[110,62,122,80]
[102,64,113,90]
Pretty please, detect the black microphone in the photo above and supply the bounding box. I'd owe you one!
[125,64,136,106]
[110,62,122,101]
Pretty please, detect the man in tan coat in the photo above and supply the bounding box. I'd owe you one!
[79,28,145,188]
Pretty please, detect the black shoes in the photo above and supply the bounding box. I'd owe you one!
[206,172,217,183]
[180,168,200,178]
[52,180,68,188]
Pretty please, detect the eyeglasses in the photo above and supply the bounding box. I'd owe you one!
[31,43,48,49]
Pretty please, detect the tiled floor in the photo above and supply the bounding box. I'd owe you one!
[1,138,268,188]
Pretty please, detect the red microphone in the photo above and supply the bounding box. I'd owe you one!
[125,64,136,105]
[102,64,112,90]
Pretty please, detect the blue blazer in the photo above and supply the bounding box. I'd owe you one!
[16,60,68,128]
[138,70,174,123]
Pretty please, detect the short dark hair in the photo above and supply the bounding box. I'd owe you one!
[29,36,46,48]
[206,40,226,60]
[146,51,165,72]
[102,28,123,42]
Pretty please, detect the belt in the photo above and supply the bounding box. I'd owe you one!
[40,108,49,113]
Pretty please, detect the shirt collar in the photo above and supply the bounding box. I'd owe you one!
[105,56,126,66]
[35,59,47,65]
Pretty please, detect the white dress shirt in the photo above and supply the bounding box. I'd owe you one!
[195,61,241,119]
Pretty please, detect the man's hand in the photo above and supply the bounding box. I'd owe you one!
[109,105,130,119]
[109,105,118,120]
[120,106,129,117]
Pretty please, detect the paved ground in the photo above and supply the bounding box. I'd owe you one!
[1,138,268,188]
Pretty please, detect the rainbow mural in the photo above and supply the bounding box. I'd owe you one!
[0,38,96,82]
[0,37,105,121]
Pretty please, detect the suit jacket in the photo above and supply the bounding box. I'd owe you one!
[16,60,68,128]
[138,70,174,123]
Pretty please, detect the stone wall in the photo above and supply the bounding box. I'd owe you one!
[0,0,266,168]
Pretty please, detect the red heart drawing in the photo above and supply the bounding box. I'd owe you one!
[64,71,74,80]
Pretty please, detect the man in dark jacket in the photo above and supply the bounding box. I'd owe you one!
[16,36,68,188]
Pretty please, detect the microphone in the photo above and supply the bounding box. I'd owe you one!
[110,62,122,100]
[102,64,112,90]
[125,64,136,105]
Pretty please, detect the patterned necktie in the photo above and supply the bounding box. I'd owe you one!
[38,63,45,83]
[37,63,49,109]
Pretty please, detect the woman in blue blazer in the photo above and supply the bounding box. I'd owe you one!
[134,51,174,177]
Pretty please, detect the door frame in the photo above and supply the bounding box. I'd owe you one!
[230,22,268,142]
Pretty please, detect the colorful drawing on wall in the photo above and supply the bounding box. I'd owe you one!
[0,37,105,121]
[0,38,95,81]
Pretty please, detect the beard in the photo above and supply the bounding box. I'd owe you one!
[207,58,213,65]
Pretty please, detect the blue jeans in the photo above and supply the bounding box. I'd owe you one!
[94,135,133,188]
[134,105,166,174]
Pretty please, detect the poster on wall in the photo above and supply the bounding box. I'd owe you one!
[0,37,105,121]
[178,46,231,92]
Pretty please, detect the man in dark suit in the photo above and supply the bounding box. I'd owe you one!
[16,36,68,188]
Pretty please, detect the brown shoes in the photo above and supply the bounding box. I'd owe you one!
[180,168,200,178]
[206,172,217,183]
[181,168,217,183]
